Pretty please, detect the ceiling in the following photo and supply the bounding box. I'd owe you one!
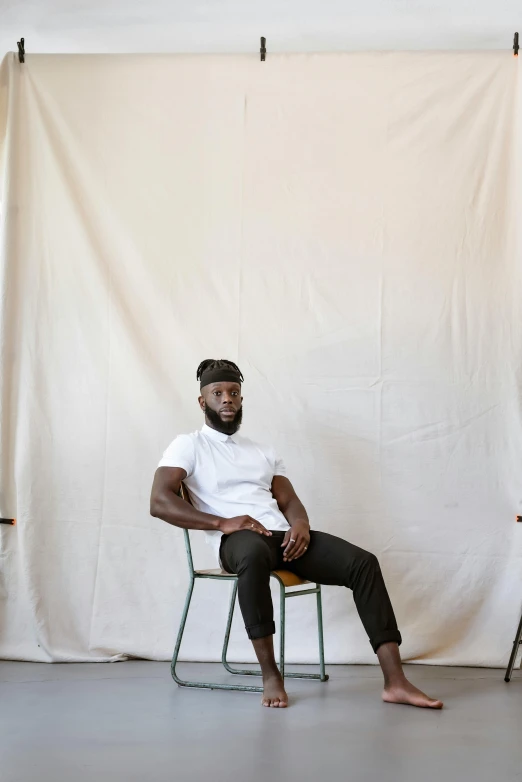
[0,0,520,59]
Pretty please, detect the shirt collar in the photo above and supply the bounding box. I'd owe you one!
[202,423,237,443]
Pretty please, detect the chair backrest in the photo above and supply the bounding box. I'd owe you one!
[179,483,195,576]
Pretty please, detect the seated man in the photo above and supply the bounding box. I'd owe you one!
[150,359,442,710]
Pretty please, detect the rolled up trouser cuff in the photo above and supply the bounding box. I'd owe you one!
[371,631,403,654]
[246,620,276,640]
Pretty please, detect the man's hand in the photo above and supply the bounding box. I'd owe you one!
[219,516,272,536]
[281,519,310,562]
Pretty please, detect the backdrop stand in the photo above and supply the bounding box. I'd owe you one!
[505,612,522,681]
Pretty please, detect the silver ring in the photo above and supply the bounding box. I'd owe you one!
[304,546,308,550]
[290,538,296,543]
[251,523,254,528]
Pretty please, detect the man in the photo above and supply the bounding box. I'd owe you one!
[150,359,443,710]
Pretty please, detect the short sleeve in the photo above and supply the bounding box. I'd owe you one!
[273,452,287,477]
[158,435,196,477]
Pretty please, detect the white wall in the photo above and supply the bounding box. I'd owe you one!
[0,0,520,59]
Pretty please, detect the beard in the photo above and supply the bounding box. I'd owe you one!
[205,405,243,435]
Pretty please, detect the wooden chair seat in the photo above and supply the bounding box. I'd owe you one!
[195,568,310,588]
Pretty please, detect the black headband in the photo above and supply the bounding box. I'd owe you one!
[199,367,243,390]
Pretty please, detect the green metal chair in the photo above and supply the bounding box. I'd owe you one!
[171,486,328,692]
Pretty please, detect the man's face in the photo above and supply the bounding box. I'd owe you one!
[199,382,243,435]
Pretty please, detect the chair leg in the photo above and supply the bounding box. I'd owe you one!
[222,581,239,674]
[171,577,262,693]
[278,585,328,682]
[171,577,195,686]
[505,611,522,682]
[316,585,329,682]
[279,579,285,679]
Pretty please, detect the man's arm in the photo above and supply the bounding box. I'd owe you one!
[150,467,272,536]
[150,467,221,530]
[271,475,311,562]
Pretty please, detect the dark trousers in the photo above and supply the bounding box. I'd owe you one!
[220,530,402,653]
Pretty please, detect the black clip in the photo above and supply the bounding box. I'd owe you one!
[17,37,25,63]
[514,32,519,57]
[260,37,266,62]
[0,518,16,525]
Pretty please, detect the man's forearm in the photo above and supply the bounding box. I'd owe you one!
[282,497,310,528]
[151,492,223,531]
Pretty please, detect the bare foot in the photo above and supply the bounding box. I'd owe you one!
[262,673,288,708]
[382,680,443,709]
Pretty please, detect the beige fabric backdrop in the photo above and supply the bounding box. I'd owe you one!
[0,52,521,665]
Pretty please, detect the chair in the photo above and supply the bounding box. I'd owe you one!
[504,609,522,682]
[171,484,328,692]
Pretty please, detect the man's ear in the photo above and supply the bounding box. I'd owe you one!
[198,395,206,411]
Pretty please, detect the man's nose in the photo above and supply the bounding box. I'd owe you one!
[222,394,234,405]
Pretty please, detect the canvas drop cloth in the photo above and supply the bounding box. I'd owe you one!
[0,52,521,665]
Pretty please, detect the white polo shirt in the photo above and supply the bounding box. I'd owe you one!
[158,424,290,560]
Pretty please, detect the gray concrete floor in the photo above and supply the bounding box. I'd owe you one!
[0,661,521,782]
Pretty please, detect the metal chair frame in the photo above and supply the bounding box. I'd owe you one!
[171,488,328,692]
